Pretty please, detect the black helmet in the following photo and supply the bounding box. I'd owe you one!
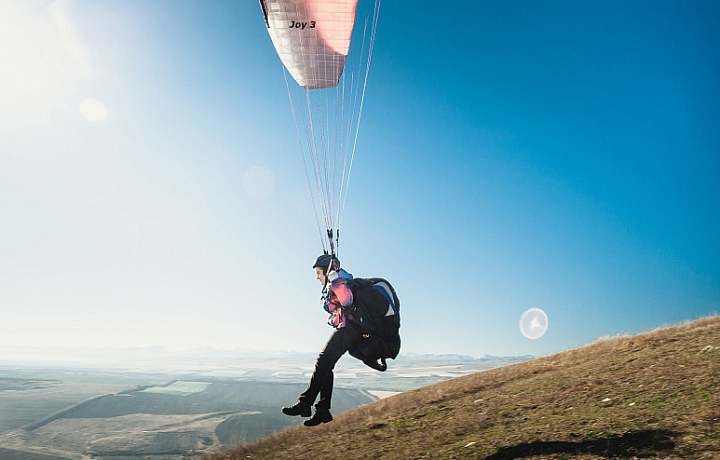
[313,254,340,272]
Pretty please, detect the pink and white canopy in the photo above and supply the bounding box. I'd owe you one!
[260,0,359,89]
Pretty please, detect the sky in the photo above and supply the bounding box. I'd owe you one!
[1,0,719,361]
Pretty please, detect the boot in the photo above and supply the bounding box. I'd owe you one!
[304,408,333,426]
[282,401,312,417]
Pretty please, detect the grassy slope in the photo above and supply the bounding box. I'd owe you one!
[204,316,720,460]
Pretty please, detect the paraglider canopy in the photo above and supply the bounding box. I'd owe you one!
[260,0,358,89]
[259,0,381,256]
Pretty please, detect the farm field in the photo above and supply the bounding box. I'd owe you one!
[0,372,374,460]
[0,352,528,459]
[0,378,135,433]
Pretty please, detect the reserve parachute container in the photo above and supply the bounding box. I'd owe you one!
[259,0,381,255]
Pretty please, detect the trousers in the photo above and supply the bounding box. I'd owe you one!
[298,324,360,410]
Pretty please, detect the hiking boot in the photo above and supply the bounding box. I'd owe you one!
[282,401,312,417]
[304,408,333,426]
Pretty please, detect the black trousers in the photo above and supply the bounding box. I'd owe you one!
[298,324,360,410]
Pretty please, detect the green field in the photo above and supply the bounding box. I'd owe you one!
[141,380,211,395]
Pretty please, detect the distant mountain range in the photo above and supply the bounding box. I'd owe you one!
[0,346,534,392]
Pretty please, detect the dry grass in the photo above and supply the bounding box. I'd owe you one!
[203,316,720,459]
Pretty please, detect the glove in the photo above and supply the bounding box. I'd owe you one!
[327,270,339,283]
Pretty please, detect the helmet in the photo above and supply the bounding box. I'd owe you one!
[312,254,340,272]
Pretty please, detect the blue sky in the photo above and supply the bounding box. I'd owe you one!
[1,0,718,360]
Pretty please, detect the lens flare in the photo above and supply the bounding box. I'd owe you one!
[519,308,548,339]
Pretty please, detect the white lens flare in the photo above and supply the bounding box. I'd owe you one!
[519,308,548,339]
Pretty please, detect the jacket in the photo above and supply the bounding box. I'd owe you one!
[323,268,353,328]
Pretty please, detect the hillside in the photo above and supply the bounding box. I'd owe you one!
[204,316,720,459]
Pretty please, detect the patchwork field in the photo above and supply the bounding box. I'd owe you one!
[0,376,374,460]
[0,379,134,433]
[0,352,528,459]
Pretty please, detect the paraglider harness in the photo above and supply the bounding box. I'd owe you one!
[344,277,401,372]
[317,235,400,372]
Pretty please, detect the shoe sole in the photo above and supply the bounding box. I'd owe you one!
[303,414,333,426]
[282,408,312,417]
[304,418,332,427]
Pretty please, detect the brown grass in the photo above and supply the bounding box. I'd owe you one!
[203,316,720,459]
